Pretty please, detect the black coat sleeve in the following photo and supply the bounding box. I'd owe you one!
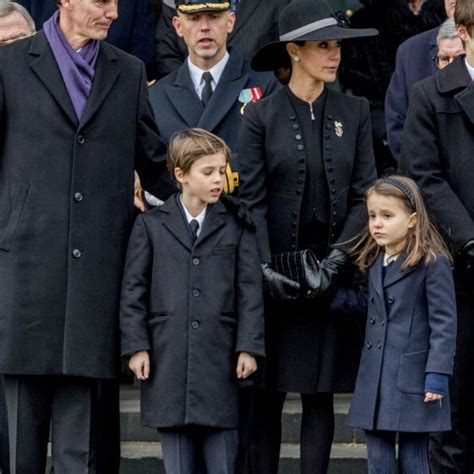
[120,215,154,356]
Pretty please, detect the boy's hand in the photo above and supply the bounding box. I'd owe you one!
[236,352,257,379]
[129,350,150,380]
[424,392,444,403]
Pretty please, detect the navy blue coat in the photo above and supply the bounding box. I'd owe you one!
[16,0,156,72]
[347,253,456,432]
[385,27,438,161]
[120,197,265,428]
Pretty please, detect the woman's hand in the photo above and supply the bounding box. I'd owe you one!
[129,350,150,380]
[261,263,300,300]
[236,352,257,379]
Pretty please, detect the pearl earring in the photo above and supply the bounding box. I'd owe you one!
[293,56,300,62]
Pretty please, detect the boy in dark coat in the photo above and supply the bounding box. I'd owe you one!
[120,128,265,473]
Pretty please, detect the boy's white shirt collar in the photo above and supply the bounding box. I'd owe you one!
[180,195,207,236]
[187,51,230,99]
[464,57,474,81]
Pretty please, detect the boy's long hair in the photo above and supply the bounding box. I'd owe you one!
[167,128,231,189]
[351,176,451,271]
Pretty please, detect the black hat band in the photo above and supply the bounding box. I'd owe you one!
[280,17,338,41]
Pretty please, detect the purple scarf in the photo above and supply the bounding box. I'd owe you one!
[43,11,100,120]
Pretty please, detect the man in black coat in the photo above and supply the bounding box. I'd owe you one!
[0,0,164,471]
[148,0,278,199]
[400,1,474,471]
[155,0,290,78]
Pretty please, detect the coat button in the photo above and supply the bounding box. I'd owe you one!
[377,341,383,349]
[74,192,83,202]
[325,145,332,151]
[192,258,200,266]
[192,289,200,297]
[296,189,302,195]
[299,158,305,164]
[329,178,335,184]
[330,233,335,239]
[332,222,337,227]
[77,135,85,144]
[292,211,298,217]
[332,188,337,194]
[381,320,385,326]
[295,134,302,140]
[326,158,332,163]
[299,169,305,174]
[324,134,330,139]
[291,244,296,249]
[327,167,334,173]
[291,233,296,238]
[366,341,372,349]
[191,321,200,329]
[291,222,297,228]
[297,144,304,151]
[387,296,394,304]
[289,114,296,120]
[327,114,334,120]
[332,211,337,216]
[72,249,81,258]
[369,295,374,302]
[332,199,337,205]
[292,123,299,130]
[326,124,331,130]
[369,317,375,325]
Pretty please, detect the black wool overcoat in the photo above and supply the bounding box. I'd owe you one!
[400,55,474,252]
[0,32,164,378]
[120,197,265,428]
[347,254,456,432]
[237,87,377,393]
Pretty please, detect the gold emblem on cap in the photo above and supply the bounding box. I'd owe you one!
[178,2,230,12]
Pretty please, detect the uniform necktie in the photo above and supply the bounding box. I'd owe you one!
[201,72,213,107]
[190,219,199,243]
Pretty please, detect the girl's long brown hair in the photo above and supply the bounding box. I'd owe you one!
[351,176,452,271]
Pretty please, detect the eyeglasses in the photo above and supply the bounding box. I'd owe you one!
[432,55,457,68]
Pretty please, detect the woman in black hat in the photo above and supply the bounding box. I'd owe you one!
[237,0,378,472]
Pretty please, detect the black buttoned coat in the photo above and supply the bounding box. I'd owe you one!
[400,55,474,252]
[120,197,265,428]
[347,254,456,432]
[0,32,164,378]
[237,87,377,392]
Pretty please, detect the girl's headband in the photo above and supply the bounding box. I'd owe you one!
[381,178,416,211]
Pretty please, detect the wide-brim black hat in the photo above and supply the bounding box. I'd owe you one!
[252,0,378,71]
[175,0,231,14]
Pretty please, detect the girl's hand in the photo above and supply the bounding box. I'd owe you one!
[129,350,150,380]
[424,392,444,403]
[236,352,257,379]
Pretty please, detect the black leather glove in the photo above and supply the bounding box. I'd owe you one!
[309,248,349,299]
[461,240,474,272]
[261,263,300,301]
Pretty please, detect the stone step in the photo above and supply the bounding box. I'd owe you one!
[120,386,365,445]
[118,442,368,474]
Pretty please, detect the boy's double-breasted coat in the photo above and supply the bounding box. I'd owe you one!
[120,197,265,428]
[347,253,456,432]
[237,87,376,393]
[0,32,164,378]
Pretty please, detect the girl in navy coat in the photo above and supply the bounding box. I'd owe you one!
[346,176,457,473]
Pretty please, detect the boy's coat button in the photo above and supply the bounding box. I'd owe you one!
[192,258,200,266]
[191,321,200,329]
[192,289,200,297]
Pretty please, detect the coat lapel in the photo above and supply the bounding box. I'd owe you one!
[28,32,79,127]
[437,55,474,124]
[164,63,203,128]
[195,201,227,247]
[369,252,384,299]
[198,52,248,131]
[383,254,417,288]
[80,43,121,127]
[159,198,193,252]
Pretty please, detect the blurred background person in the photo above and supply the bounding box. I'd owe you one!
[385,0,459,161]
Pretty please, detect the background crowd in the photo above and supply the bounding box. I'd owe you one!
[0,0,473,473]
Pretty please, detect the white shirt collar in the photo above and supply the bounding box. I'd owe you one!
[180,195,207,236]
[187,51,230,99]
[383,253,399,267]
[465,57,474,81]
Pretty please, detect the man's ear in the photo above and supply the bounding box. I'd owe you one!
[172,15,184,38]
[227,12,236,34]
[457,23,470,42]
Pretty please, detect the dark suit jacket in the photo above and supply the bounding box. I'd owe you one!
[120,197,265,428]
[237,87,377,264]
[17,0,157,74]
[148,49,278,198]
[0,32,164,378]
[385,27,438,161]
[400,55,474,252]
[347,253,456,432]
[155,0,290,78]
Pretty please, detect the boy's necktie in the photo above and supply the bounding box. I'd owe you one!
[201,72,213,107]
[190,219,199,243]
